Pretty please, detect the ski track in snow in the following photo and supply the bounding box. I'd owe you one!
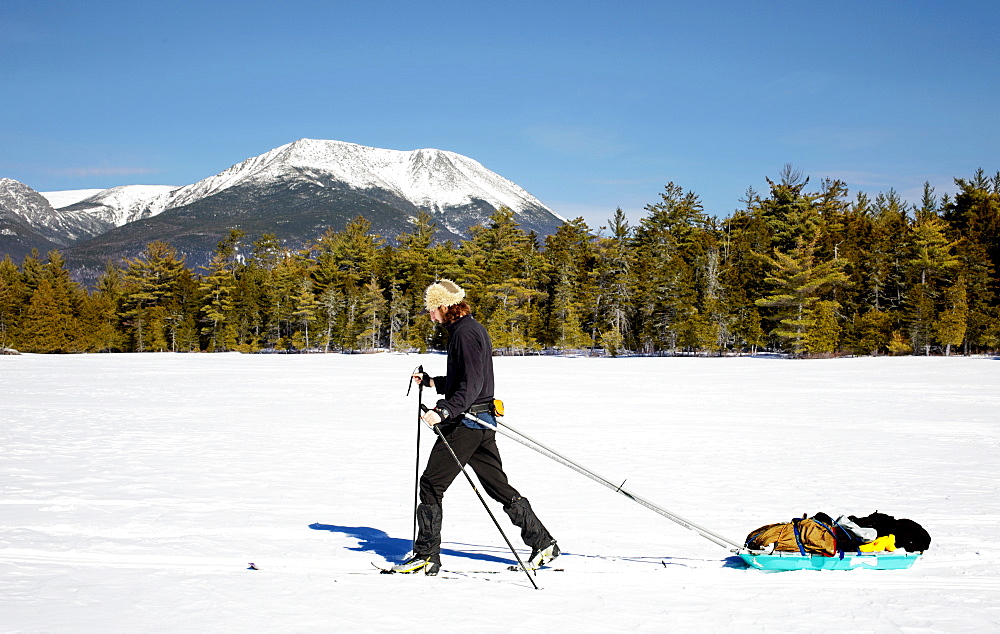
[2,353,998,631]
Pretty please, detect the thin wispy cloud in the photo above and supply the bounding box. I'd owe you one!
[46,166,160,178]
[779,126,894,151]
[818,169,960,207]
[523,124,631,159]
[760,71,834,100]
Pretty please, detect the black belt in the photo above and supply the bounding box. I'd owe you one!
[467,402,493,415]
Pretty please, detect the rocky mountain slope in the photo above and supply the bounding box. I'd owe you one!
[3,139,562,271]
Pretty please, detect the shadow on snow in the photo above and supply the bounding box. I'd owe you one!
[308,523,515,565]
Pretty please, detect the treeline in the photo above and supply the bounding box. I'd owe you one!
[1,166,998,357]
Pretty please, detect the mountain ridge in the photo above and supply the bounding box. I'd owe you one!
[1,139,564,271]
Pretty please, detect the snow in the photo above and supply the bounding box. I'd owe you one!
[2,353,998,631]
[137,139,560,220]
[26,140,561,239]
[39,189,105,209]
[40,185,179,227]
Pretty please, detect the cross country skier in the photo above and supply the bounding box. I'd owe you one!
[393,279,560,576]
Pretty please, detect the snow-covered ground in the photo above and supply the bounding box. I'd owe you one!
[2,353,998,631]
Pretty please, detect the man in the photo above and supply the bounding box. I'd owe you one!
[393,279,560,575]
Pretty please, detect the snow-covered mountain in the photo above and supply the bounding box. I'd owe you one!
[0,178,114,260]
[4,139,564,269]
[50,185,179,228]
[39,189,105,209]
[60,139,564,270]
[130,138,562,233]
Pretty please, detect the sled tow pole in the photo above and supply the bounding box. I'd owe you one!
[468,414,749,553]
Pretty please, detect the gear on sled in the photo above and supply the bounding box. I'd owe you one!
[467,412,929,572]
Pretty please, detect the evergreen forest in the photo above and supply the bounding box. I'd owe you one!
[2,166,998,357]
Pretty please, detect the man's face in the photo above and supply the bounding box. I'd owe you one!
[429,306,445,323]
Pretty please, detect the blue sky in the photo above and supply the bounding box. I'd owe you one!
[2,0,998,230]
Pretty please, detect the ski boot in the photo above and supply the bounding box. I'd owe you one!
[527,540,560,569]
[391,554,441,576]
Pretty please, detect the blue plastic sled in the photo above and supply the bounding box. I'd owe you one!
[740,551,921,571]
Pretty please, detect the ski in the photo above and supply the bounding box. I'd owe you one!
[372,562,396,574]
[373,561,562,575]
[506,564,564,572]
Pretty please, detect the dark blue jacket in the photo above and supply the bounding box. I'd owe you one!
[433,314,494,423]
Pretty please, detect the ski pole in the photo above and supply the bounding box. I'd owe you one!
[423,406,539,590]
[407,366,424,552]
[468,414,748,552]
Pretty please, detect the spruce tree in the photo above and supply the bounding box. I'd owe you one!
[544,218,596,353]
[805,300,840,356]
[199,257,238,351]
[942,170,1000,353]
[935,279,968,356]
[855,309,892,356]
[18,251,84,353]
[120,241,188,352]
[905,212,960,354]
[719,200,771,352]
[0,255,27,350]
[316,284,345,352]
[756,231,849,355]
[594,208,634,356]
[198,230,244,351]
[632,183,709,354]
[355,276,386,351]
[462,208,544,354]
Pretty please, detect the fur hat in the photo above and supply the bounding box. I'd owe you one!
[424,279,466,312]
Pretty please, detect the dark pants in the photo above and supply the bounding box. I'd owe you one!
[414,423,554,560]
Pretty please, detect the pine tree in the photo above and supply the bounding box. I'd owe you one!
[594,208,634,356]
[757,164,821,253]
[855,308,892,356]
[935,279,968,356]
[386,281,410,352]
[83,262,127,352]
[291,278,319,350]
[238,233,284,350]
[463,208,545,354]
[756,231,849,355]
[18,251,84,353]
[544,218,596,353]
[0,255,27,350]
[316,283,345,352]
[887,331,913,355]
[908,283,937,355]
[20,250,44,294]
[198,230,244,352]
[355,276,386,351]
[20,279,68,352]
[805,300,840,356]
[78,289,120,352]
[719,199,771,352]
[268,252,308,350]
[120,241,188,352]
[942,169,1000,353]
[905,212,961,355]
[632,183,710,354]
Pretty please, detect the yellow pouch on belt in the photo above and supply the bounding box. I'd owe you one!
[492,399,505,417]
